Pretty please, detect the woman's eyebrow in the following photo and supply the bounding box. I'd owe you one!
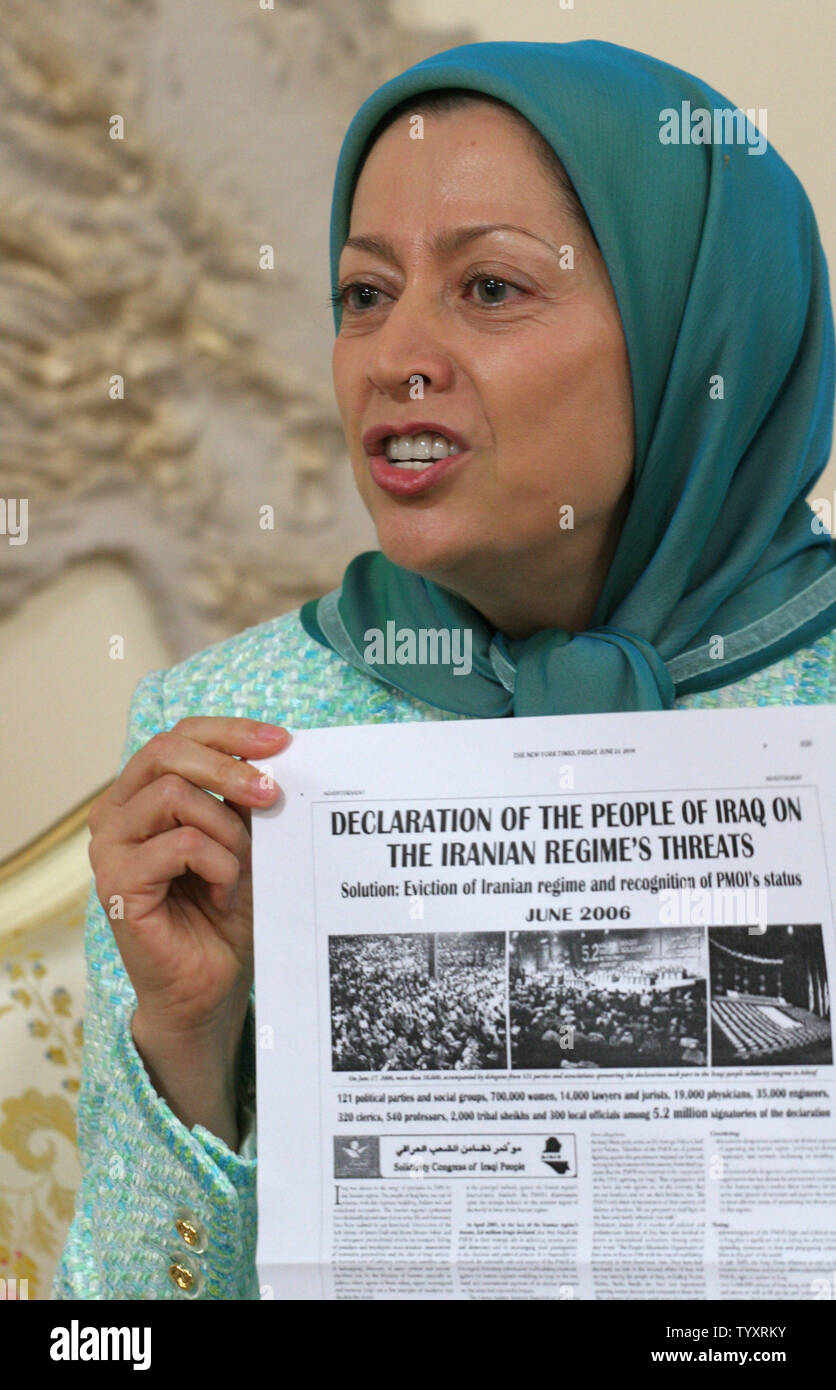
[341,223,562,264]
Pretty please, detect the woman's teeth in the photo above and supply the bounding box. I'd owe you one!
[383,431,462,469]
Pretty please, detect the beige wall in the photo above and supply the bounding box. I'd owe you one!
[2,0,834,860]
[0,560,172,854]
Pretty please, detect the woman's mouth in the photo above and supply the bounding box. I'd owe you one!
[365,428,471,497]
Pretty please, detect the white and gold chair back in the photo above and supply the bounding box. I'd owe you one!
[0,798,98,1300]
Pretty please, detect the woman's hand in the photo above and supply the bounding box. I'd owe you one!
[87,716,289,1148]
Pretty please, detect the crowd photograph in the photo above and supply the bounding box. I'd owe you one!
[509,927,709,1069]
[329,931,508,1072]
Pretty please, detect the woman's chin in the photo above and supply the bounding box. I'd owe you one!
[374,527,472,582]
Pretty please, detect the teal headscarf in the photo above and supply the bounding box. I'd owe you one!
[301,40,836,716]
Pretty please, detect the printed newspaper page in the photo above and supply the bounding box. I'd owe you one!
[252,705,836,1301]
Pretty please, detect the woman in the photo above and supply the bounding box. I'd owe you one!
[55,40,835,1299]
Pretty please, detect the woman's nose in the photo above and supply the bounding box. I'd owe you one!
[365,288,454,396]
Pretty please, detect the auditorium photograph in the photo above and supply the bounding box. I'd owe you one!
[708,925,833,1067]
[328,931,508,1072]
[509,927,708,1070]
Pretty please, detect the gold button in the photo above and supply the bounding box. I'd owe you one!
[175,1217,200,1247]
[173,1207,207,1252]
[168,1261,195,1292]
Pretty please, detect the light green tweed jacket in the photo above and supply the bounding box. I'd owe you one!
[53,608,836,1300]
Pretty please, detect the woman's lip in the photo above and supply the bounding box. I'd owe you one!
[368,448,471,497]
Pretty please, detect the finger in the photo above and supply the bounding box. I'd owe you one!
[107,825,242,921]
[88,784,119,836]
[223,800,252,833]
[92,721,288,830]
[97,774,252,867]
[172,716,291,754]
[110,725,288,809]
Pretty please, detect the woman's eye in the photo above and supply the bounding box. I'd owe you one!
[342,283,384,311]
[466,275,521,307]
[336,275,524,312]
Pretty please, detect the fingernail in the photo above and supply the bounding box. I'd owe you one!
[251,777,277,799]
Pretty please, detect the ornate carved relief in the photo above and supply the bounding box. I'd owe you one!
[0,0,470,655]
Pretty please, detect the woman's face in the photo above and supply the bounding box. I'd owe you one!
[332,102,635,634]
